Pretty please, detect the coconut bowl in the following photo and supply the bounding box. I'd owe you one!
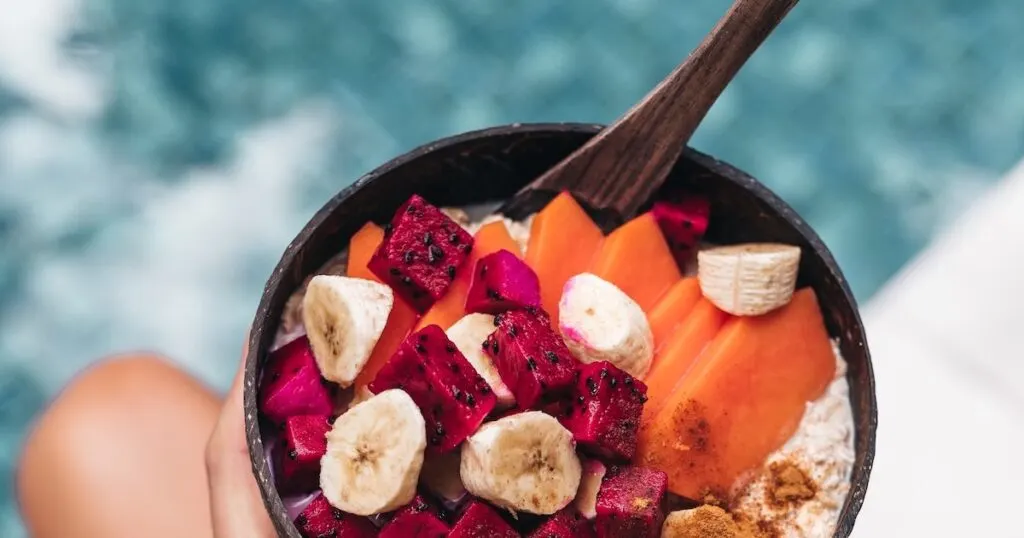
[242,123,877,538]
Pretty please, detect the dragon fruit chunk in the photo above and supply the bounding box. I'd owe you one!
[379,496,449,538]
[294,494,378,538]
[484,308,579,409]
[368,194,475,312]
[651,196,710,269]
[448,500,521,538]
[276,415,331,495]
[465,249,542,314]
[369,325,497,453]
[527,507,597,538]
[259,335,336,426]
[594,466,667,538]
[574,460,607,520]
[559,361,647,461]
[336,518,379,538]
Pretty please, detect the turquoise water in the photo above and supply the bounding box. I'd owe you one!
[1,0,1022,534]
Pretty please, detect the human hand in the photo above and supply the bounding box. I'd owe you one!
[205,336,277,537]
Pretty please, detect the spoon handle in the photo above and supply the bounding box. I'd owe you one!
[510,0,800,222]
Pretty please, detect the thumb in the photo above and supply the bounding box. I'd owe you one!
[206,331,276,538]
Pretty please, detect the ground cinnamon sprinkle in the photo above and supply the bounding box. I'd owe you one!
[733,513,779,538]
[664,458,818,537]
[662,505,778,538]
[702,492,725,508]
[767,461,816,507]
[663,505,740,537]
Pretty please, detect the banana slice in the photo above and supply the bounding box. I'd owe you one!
[446,313,515,407]
[302,275,393,387]
[558,273,654,379]
[320,389,426,515]
[461,411,582,515]
[574,460,606,519]
[697,243,801,316]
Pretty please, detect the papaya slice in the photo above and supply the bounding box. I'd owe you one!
[415,220,521,331]
[525,192,604,326]
[647,278,703,351]
[641,298,730,420]
[347,222,419,388]
[590,212,681,312]
[637,288,836,500]
[346,222,384,281]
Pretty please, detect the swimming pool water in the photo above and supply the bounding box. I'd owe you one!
[1,0,1022,534]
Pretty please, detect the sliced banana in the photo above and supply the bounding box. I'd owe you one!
[558,273,654,379]
[302,275,393,387]
[574,460,606,520]
[446,313,516,407]
[320,389,426,515]
[461,411,581,515]
[697,243,801,316]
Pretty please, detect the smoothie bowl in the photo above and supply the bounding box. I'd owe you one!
[243,123,877,538]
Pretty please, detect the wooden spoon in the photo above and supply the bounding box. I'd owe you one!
[500,0,800,230]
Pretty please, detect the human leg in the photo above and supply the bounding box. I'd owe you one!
[17,354,219,538]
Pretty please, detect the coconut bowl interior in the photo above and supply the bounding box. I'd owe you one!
[243,123,877,538]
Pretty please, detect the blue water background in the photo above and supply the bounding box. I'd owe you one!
[1,0,1022,534]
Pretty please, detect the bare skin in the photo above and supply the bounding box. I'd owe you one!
[17,346,275,538]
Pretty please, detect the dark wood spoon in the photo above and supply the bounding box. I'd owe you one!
[500,0,800,230]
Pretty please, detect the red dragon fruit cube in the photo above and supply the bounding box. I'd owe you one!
[368,194,475,312]
[594,466,667,538]
[379,496,449,538]
[484,308,578,409]
[276,414,331,495]
[294,494,378,538]
[370,325,497,453]
[559,362,647,461]
[465,249,542,314]
[651,195,710,269]
[259,335,336,426]
[448,500,520,538]
[527,507,596,538]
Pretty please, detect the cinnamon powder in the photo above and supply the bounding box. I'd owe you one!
[662,505,740,537]
[662,505,779,538]
[767,461,816,507]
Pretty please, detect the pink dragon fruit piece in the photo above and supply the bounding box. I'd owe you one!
[259,335,336,426]
[448,500,520,538]
[378,496,449,538]
[465,249,542,315]
[294,494,378,538]
[275,415,331,496]
[527,507,596,538]
[484,308,579,409]
[594,466,667,538]
[651,195,710,269]
[368,194,475,312]
[558,361,647,461]
[369,325,497,453]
